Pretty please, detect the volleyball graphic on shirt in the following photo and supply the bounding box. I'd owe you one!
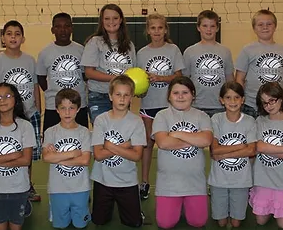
[4,68,33,101]
[261,58,282,81]
[258,133,283,167]
[106,51,132,76]
[58,144,78,171]
[198,58,221,82]
[57,60,79,84]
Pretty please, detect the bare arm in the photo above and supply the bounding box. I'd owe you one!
[235,70,246,87]
[0,151,22,164]
[148,70,182,84]
[104,141,143,162]
[0,147,32,167]
[257,140,283,156]
[42,144,82,164]
[59,151,91,166]
[37,75,47,91]
[170,130,213,148]
[34,83,41,113]
[214,142,256,160]
[154,131,191,150]
[211,138,247,156]
[84,67,114,82]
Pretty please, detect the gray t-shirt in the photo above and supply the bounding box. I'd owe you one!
[152,106,212,196]
[36,42,87,110]
[183,42,234,109]
[235,42,283,110]
[253,116,283,189]
[90,111,146,187]
[43,124,91,194]
[0,118,36,193]
[0,52,38,118]
[81,36,136,93]
[137,43,185,109]
[208,112,257,188]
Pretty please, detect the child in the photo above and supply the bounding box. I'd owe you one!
[183,10,234,118]
[81,3,136,124]
[42,88,91,229]
[37,12,88,132]
[0,82,36,230]
[137,13,185,200]
[152,76,213,229]
[90,75,146,227]
[235,9,283,118]
[208,81,257,228]
[249,82,283,228]
[0,20,41,202]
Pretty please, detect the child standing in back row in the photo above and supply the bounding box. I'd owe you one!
[90,75,146,227]
[0,83,36,230]
[81,3,136,124]
[0,20,41,202]
[208,82,257,228]
[137,13,185,200]
[235,10,283,118]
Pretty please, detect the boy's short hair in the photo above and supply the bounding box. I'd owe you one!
[197,10,220,28]
[52,12,72,26]
[55,88,81,108]
[3,20,24,36]
[109,75,135,96]
[252,9,277,28]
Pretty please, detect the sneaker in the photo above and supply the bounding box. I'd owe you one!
[28,183,41,202]
[24,199,33,217]
[140,182,150,200]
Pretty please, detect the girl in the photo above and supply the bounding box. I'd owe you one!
[208,81,257,228]
[250,82,283,228]
[137,13,185,200]
[152,76,213,229]
[81,3,136,124]
[0,82,36,230]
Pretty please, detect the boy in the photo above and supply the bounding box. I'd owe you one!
[36,12,88,132]
[42,88,91,229]
[183,10,234,117]
[235,9,283,118]
[0,20,42,202]
[90,75,146,227]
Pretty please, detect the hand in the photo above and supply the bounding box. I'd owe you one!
[148,73,160,83]
[46,144,56,152]
[120,141,132,149]
[212,155,224,161]
[72,149,82,158]
[136,92,148,98]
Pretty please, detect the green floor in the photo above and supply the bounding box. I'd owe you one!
[24,150,279,230]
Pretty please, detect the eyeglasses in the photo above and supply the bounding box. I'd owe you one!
[262,98,279,107]
[0,94,14,100]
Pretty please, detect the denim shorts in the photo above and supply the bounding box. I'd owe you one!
[0,191,29,225]
[88,91,112,123]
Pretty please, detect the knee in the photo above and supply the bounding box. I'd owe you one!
[156,217,178,229]
[186,215,207,228]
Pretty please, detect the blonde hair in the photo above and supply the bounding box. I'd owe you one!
[252,9,277,28]
[146,13,172,43]
[109,74,135,96]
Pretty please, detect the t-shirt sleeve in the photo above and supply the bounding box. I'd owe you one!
[256,117,263,140]
[211,114,221,140]
[247,118,257,143]
[152,111,168,138]
[182,48,191,78]
[173,45,185,72]
[225,49,234,76]
[31,56,38,84]
[22,121,36,148]
[36,50,47,76]
[130,118,146,146]
[91,116,106,146]
[130,42,137,67]
[235,48,249,73]
[81,37,100,67]
[198,111,213,131]
[81,128,91,152]
[42,128,53,147]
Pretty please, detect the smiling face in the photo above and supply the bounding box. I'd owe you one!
[147,18,167,44]
[261,93,282,117]
[220,89,244,113]
[253,14,276,43]
[102,9,122,38]
[0,86,15,114]
[197,18,218,43]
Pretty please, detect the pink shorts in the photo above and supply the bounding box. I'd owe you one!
[249,186,283,218]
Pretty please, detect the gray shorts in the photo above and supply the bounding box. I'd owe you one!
[210,186,249,220]
[0,191,29,225]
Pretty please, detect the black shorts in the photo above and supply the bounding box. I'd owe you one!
[43,107,89,132]
[139,107,167,120]
[92,181,142,227]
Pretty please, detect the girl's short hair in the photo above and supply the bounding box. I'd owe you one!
[167,76,196,102]
[219,81,244,98]
[109,74,135,96]
[256,82,283,116]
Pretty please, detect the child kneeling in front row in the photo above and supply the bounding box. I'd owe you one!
[90,75,147,227]
[42,88,91,229]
